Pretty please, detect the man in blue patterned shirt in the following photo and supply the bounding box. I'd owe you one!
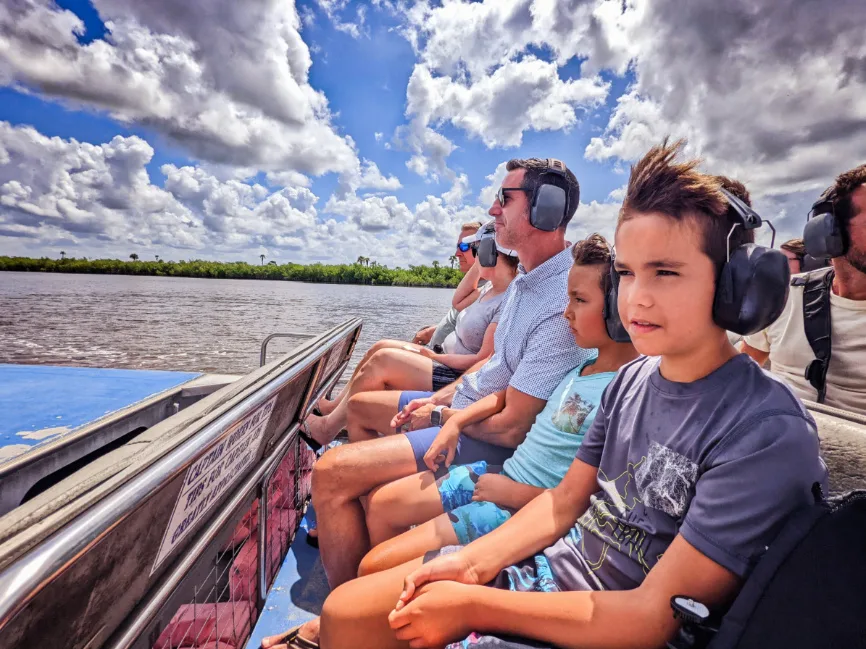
[309,158,594,591]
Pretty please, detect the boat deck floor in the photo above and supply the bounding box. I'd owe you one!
[0,364,202,466]
[246,507,329,649]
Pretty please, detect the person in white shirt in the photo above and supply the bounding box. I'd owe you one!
[742,163,866,415]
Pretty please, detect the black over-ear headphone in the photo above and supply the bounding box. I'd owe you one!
[712,188,791,336]
[804,196,848,259]
[603,249,630,343]
[529,158,571,232]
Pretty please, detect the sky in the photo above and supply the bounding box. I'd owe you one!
[0,0,865,267]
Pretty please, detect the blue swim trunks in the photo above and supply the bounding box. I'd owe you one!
[435,461,514,544]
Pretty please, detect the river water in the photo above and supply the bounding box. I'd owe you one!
[0,272,452,375]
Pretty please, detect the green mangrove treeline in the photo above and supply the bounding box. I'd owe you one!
[0,255,463,288]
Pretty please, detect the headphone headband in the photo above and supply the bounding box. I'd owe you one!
[545,158,567,176]
[809,198,835,220]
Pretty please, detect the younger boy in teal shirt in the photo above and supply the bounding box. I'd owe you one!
[357,234,639,575]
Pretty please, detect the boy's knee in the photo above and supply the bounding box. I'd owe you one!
[366,483,395,515]
[320,584,355,647]
[357,546,390,578]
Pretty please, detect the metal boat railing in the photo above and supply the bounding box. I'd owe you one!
[0,318,362,649]
[260,332,318,367]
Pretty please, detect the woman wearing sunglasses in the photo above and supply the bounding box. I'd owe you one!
[304,230,518,448]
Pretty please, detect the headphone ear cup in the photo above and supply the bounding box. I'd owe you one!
[804,213,847,259]
[477,237,498,267]
[713,244,790,336]
[604,266,631,343]
[530,184,568,231]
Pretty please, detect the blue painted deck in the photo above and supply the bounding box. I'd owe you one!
[247,508,330,649]
[0,365,200,466]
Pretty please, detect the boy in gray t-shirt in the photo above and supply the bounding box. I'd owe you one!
[544,352,826,593]
[311,142,829,649]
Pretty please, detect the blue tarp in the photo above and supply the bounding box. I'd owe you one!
[0,364,200,465]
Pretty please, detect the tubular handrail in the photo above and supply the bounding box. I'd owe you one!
[261,332,317,367]
[0,318,360,633]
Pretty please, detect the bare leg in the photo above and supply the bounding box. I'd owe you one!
[345,390,404,442]
[359,515,459,577]
[319,558,424,649]
[365,471,444,546]
[312,434,420,588]
[306,349,433,445]
[318,340,420,415]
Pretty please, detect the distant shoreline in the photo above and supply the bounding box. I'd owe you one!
[0,256,461,289]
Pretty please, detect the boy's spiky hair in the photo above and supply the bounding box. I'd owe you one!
[571,233,612,291]
[619,139,754,277]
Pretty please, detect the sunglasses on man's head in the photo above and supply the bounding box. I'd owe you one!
[497,186,532,207]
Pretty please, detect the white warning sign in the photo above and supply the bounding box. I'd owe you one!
[151,395,278,573]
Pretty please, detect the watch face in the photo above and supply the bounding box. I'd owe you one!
[431,409,441,426]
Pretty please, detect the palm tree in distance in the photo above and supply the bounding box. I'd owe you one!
[432,260,440,271]
[60,250,66,260]
[129,253,139,261]
[260,254,265,265]
[155,255,160,262]
[449,254,457,269]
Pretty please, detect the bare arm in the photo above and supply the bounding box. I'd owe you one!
[443,389,507,428]
[452,262,482,311]
[422,323,497,371]
[740,340,770,366]
[467,535,740,649]
[462,386,546,448]
[412,325,437,345]
[462,459,598,578]
[471,474,546,511]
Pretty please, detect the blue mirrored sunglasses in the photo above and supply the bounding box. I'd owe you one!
[457,242,473,252]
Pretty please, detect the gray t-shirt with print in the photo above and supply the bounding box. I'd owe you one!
[544,354,828,592]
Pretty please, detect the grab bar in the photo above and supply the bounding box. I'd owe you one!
[261,332,317,366]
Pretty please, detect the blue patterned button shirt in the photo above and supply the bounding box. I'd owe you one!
[452,246,595,410]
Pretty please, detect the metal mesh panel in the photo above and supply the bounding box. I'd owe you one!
[149,435,307,649]
[263,438,300,590]
[150,515,257,649]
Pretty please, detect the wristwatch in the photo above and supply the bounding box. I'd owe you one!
[430,405,446,427]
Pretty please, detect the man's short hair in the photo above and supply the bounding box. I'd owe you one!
[781,238,807,259]
[506,158,580,228]
[571,233,612,291]
[619,139,754,278]
[820,163,866,225]
[460,221,483,233]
